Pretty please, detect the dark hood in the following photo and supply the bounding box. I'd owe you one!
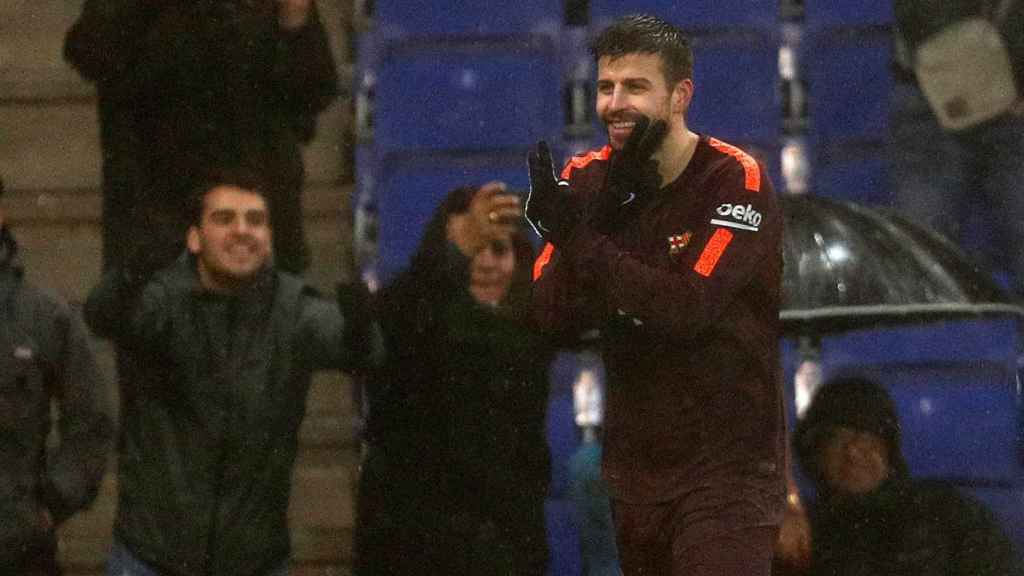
[794,377,908,494]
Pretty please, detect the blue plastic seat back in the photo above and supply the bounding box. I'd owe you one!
[688,32,782,144]
[375,0,561,38]
[589,0,779,30]
[804,0,894,27]
[375,39,563,154]
[802,27,892,143]
[375,150,541,284]
[811,142,891,205]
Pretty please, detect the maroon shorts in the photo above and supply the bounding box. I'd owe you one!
[612,487,779,576]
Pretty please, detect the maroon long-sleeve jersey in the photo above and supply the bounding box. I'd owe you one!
[533,136,786,516]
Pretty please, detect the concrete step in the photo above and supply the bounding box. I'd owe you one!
[0,99,350,196]
[0,0,93,101]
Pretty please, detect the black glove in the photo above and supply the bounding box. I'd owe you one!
[590,115,668,233]
[526,141,583,246]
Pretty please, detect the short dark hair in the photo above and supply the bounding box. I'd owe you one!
[188,166,270,226]
[589,14,693,86]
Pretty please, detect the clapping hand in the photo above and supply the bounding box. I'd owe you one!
[526,141,583,246]
[591,115,667,233]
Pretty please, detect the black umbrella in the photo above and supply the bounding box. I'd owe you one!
[779,194,1024,417]
[780,194,1024,336]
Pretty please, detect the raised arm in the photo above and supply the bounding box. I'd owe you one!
[63,0,173,85]
[265,0,339,125]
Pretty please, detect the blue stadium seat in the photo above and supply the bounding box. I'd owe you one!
[589,0,778,30]
[802,27,892,143]
[804,0,894,27]
[375,38,563,154]
[375,0,560,39]
[688,31,781,144]
[374,150,543,284]
[810,141,890,205]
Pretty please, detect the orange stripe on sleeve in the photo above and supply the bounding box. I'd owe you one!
[533,147,609,281]
[707,138,761,192]
[560,146,612,180]
[693,228,734,278]
[533,243,555,281]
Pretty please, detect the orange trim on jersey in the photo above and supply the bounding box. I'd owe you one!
[694,228,734,278]
[707,138,761,192]
[560,146,612,179]
[533,242,556,281]
[532,148,610,281]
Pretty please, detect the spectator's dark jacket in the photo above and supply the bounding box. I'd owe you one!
[795,379,1020,576]
[64,0,339,272]
[356,188,552,576]
[84,255,367,576]
[806,477,1019,576]
[0,226,112,566]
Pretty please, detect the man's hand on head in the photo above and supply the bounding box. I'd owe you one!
[447,182,522,257]
[526,141,583,246]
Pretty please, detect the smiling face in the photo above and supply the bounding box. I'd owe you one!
[468,237,516,307]
[187,185,272,293]
[596,52,692,150]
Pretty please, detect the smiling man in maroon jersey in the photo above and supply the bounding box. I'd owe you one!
[527,14,785,576]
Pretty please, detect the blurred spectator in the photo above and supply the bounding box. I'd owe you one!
[567,350,621,576]
[83,168,380,576]
[0,176,113,575]
[64,0,339,274]
[794,377,1019,576]
[890,0,1024,295]
[354,183,552,576]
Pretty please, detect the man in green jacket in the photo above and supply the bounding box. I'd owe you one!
[85,168,380,576]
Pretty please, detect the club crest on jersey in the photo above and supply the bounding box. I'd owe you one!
[711,203,762,232]
[667,232,692,255]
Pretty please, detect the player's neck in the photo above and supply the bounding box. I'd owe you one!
[656,129,700,187]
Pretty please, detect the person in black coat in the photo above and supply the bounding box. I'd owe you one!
[354,182,552,576]
[794,376,1020,576]
[64,0,339,274]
